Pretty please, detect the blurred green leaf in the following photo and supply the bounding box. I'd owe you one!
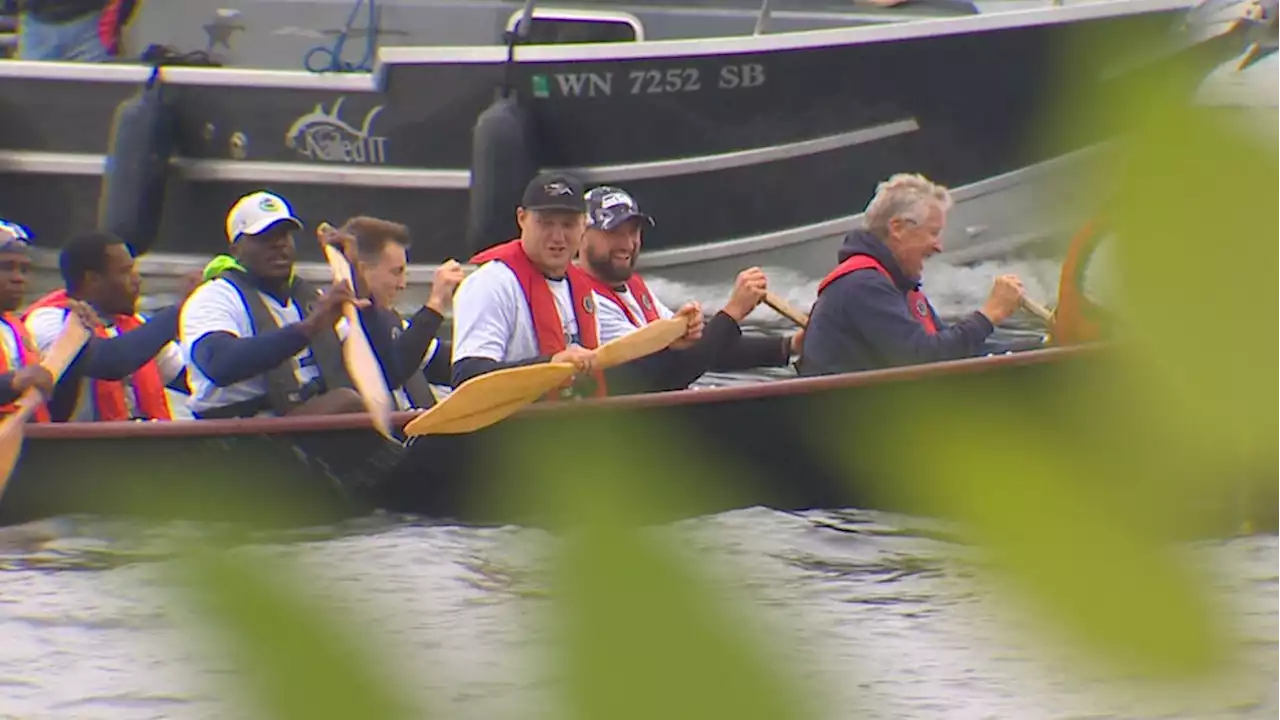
[1069,31,1278,535]
[505,415,822,720]
[142,17,1273,720]
[169,546,420,720]
[833,383,1229,679]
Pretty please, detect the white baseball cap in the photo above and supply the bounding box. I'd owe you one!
[225,191,303,243]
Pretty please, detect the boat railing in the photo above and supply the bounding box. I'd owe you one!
[0,10,14,58]
[755,0,776,33]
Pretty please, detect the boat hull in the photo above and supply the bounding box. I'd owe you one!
[6,346,1274,536]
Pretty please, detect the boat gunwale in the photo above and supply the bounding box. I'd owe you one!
[23,345,1099,441]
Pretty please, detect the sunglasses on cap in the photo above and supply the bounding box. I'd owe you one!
[0,221,31,252]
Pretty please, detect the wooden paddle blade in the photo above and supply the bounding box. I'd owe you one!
[763,292,809,328]
[321,243,396,439]
[341,304,396,438]
[401,363,577,437]
[595,317,690,369]
[0,313,94,499]
[43,312,93,378]
[404,317,687,438]
[0,399,34,498]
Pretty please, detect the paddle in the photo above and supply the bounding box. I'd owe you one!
[766,290,1057,329]
[402,316,691,437]
[763,292,809,328]
[1020,296,1055,325]
[316,223,395,440]
[0,312,94,499]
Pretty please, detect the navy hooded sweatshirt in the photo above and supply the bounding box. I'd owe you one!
[798,230,995,376]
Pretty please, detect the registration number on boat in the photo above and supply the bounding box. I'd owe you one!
[533,64,766,99]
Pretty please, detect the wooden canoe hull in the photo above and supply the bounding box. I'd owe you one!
[4,346,1274,535]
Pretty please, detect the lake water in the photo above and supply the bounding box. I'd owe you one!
[0,253,1274,719]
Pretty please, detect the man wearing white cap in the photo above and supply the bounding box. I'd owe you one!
[178,190,368,419]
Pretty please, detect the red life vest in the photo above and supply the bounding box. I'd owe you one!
[817,254,939,335]
[0,312,50,423]
[579,272,661,327]
[22,290,172,421]
[468,240,606,398]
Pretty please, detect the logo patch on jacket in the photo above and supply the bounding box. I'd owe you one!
[915,298,928,316]
[582,295,595,315]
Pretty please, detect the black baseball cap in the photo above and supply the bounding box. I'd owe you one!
[520,172,586,213]
[585,186,656,231]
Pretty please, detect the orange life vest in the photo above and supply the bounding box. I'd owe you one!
[468,240,607,398]
[579,272,661,327]
[22,290,172,421]
[1052,220,1107,346]
[0,312,50,423]
[817,254,939,335]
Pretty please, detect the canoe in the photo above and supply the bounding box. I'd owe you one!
[3,345,1273,535]
[3,345,1269,534]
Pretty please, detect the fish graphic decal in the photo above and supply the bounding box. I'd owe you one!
[285,98,388,164]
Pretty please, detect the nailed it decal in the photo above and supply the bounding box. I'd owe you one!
[285,98,388,164]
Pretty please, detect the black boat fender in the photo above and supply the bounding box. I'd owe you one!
[465,92,540,257]
[97,66,178,257]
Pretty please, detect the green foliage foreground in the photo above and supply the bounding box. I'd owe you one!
[157,25,1275,720]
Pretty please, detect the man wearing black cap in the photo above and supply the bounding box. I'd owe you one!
[451,172,699,397]
[576,186,803,392]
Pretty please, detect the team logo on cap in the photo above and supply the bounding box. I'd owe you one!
[545,182,573,196]
[259,196,283,213]
[599,191,631,209]
[582,294,595,315]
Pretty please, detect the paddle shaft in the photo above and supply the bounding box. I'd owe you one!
[13,315,91,410]
[1020,296,1055,324]
[317,226,395,439]
[763,292,809,328]
[766,290,1053,329]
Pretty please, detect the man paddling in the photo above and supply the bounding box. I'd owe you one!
[799,173,1027,376]
[0,220,57,417]
[576,185,802,392]
[23,231,191,422]
[179,190,371,419]
[451,172,700,398]
[330,216,464,409]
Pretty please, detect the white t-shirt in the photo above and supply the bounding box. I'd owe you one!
[452,261,583,364]
[179,278,347,416]
[592,283,675,345]
[24,306,184,421]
